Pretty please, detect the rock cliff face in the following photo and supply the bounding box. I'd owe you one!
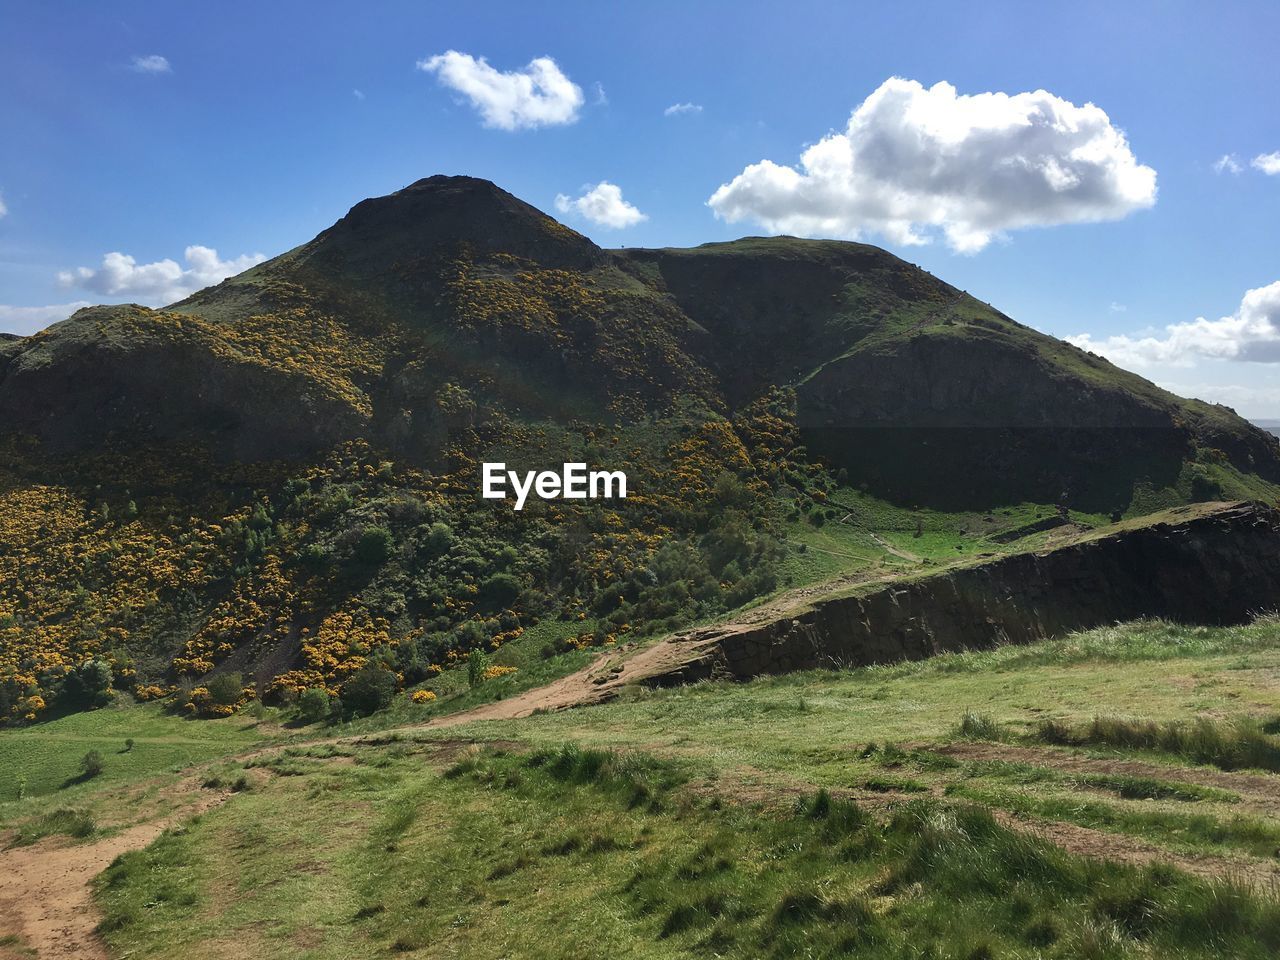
[645,501,1280,685]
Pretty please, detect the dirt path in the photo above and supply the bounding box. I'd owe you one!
[425,614,776,729]
[427,565,915,729]
[0,784,227,960]
[424,642,680,728]
[868,532,923,563]
[936,741,1280,815]
[990,810,1280,887]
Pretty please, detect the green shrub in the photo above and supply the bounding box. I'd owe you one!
[479,572,521,608]
[206,671,244,708]
[80,749,104,779]
[467,648,488,689]
[353,525,394,566]
[297,687,331,724]
[342,663,397,717]
[62,659,113,709]
[425,521,454,553]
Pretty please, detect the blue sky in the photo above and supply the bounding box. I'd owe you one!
[2,0,1278,415]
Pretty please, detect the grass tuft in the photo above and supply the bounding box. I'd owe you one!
[10,807,96,846]
[1031,715,1280,772]
[955,710,1005,741]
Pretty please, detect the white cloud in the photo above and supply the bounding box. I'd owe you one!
[0,193,7,218]
[0,302,93,336]
[130,54,171,74]
[1068,280,1280,367]
[708,77,1157,253]
[554,182,648,229]
[58,245,266,305]
[664,102,703,116]
[1252,151,1280,175]
[417,51,583,130]
[1109,301,1127,313]
[592,82,608,106]
[353,88,365,100]
[1159,382,1280,417]
[1213,153,1242,174]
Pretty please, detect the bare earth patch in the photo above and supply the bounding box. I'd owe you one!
[0,782,228,960]
[935,741,1280,814]
[992,811,1280,888]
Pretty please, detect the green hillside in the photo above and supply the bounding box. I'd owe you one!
[1,175,1278,727]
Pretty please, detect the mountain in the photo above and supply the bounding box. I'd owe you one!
[2,174,1278,724]
[6,176,1277,505]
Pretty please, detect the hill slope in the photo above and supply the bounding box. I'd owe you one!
[1,174,1277,724]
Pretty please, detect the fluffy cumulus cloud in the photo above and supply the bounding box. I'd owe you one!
[58,246,266,305]
[554,182,648,229]
[0,302,93,337]
[1252,152,1280,175]
[417,51,583,130]
[708,78,1157,253]
[664,102,703,116]
[1068,280,1280,367]
[130,54,171,74]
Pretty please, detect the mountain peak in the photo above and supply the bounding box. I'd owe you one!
[306,174,604,272]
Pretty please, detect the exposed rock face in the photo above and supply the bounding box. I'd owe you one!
[646,501,1280,685]
[797,332,1195,510]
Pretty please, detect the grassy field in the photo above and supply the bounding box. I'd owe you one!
[0,702,267,804]
[4,617,1280,958]
[91,738,1280,960]
[450,618,1280,782]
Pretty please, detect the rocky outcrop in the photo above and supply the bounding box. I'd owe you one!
[643,501,1280,686]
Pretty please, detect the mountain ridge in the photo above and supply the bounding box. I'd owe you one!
[6,175,1277,505]
[2,174,1279,725]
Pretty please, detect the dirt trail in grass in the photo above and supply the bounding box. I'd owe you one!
[937,741,1280,815]
[989,810,1280,886]
[933,741,1280,887]
[426,567,908,729]
[868,532,923,563]
[0,782,227,960]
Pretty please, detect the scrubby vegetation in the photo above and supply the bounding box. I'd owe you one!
[0,393,801,725]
